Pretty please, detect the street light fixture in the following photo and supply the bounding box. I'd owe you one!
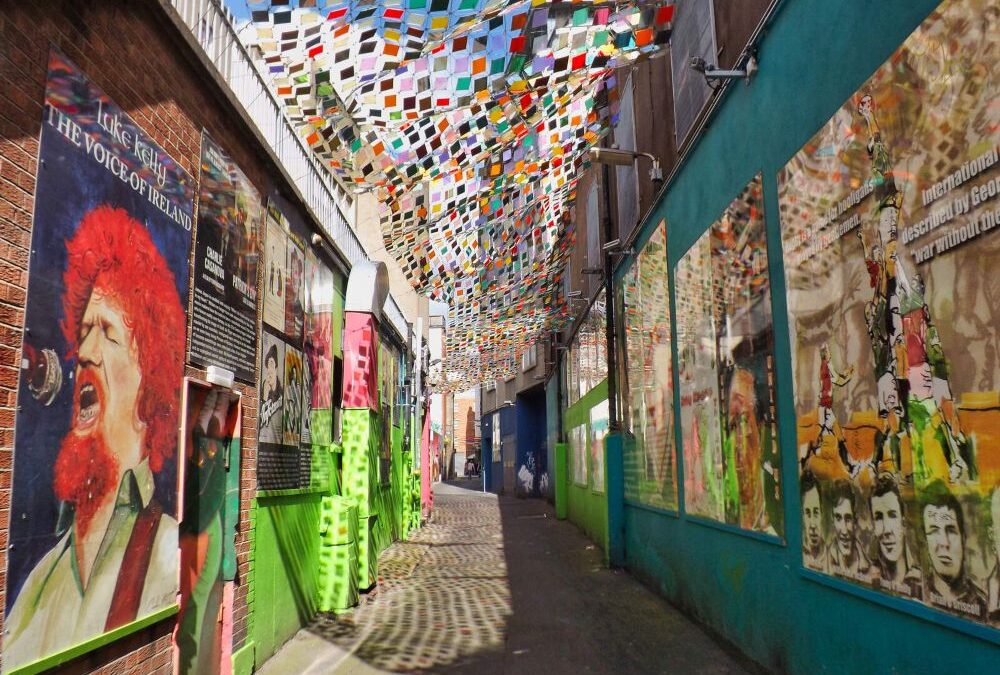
[589,147,663,182]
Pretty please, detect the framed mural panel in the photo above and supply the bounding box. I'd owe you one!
[677,230,725,521]
[779,0,998,625]
[711,175,782,534]
[178,381,241,675]
[571,424,589,486]
[3,51,193,672]
[621,220,678,511]
[591,400,609,493]
[677,177,783,536]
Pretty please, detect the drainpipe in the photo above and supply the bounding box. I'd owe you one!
[602,163,625,567]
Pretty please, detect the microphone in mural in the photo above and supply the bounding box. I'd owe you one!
[21,342,63,406]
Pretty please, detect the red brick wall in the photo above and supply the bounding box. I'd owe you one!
[0,0,278,670]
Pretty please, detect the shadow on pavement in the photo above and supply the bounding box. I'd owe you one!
[276,481,756,674]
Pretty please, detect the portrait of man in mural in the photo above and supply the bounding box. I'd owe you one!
[801,471,828,573]
[263,343,283,407]
[259,338,284,446]
[869,474,922,598]
[827,480,871,581]
[4,206,186,664]
[921,481,987,619]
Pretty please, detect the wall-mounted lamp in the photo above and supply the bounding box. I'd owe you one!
[206,365,235,389]
[689,54,758,90]
[603,238,637,258]
[589,147,663,183]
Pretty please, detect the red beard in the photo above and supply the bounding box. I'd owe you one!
[54,371,120,539]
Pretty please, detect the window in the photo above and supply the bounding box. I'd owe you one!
[521,346,537,372]
[670,0,717,145]
[615,78,640,238]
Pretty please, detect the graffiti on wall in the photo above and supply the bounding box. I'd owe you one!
[779,0,999,623]
[3,51,193,671]
[621,220,678,510]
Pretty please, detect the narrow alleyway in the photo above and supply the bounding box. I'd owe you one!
[260,482,753,674]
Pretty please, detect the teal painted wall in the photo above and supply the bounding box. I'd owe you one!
[564,380,609,559]
[620,0,1000,671]
[251,493,323,664]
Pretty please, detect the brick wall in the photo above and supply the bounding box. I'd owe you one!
[0,0,288,670]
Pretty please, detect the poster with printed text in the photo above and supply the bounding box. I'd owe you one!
[285,235,305,343]
[779,0,998,624]
[677,231,725,521]
[621,220,678,511]
[3,51,193,672]
[262,204,287,331]
[283,344,305,448]
[189,132,261,383]
[259,330,285,446]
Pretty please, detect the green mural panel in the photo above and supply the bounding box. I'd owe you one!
[251,493,322,666]
[562,382,611,559]
[317,541,359,611]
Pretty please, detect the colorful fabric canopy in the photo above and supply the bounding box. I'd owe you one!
[244,0,674,390]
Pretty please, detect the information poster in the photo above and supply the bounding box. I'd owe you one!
[4,51,193,672]
[262,205,287,330]
[621,220,678,510]
[779,0,998,624]
[190,132,261,383]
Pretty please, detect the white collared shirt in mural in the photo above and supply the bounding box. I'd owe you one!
[3,460,177,671]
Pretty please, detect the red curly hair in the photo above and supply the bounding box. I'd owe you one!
[60,205,186,473]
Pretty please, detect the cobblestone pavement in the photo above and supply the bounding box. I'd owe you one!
[259,480,755,674]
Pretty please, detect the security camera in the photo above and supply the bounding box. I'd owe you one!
[311,233,324,246]
[689,56,708,73]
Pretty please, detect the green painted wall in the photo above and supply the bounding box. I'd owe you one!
[563,380,610,560]
[251,492,323,664]
[617,0,1000,671]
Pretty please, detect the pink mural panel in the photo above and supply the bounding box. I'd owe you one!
[342,311,379,410]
